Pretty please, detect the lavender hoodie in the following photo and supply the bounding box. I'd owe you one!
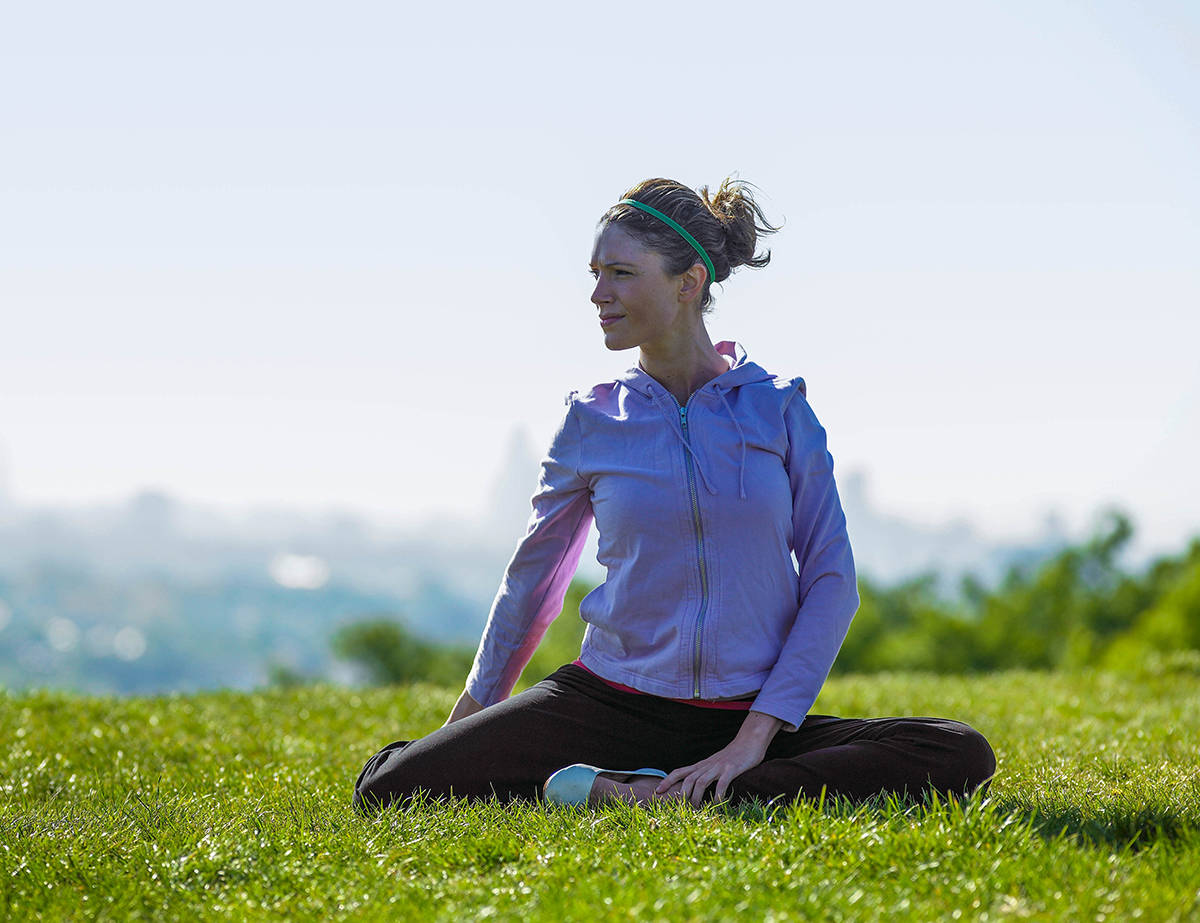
[466,341,858,731]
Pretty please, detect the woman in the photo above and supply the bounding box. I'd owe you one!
[354,177,995,810]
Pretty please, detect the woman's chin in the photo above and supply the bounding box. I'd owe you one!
[602,331,637,352]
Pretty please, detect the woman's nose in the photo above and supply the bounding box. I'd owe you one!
[591,280,610,306]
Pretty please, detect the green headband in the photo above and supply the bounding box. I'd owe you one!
[617,198,716,285]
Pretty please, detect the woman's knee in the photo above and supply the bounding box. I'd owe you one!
[352,721,516,809]
[929,720,996,796]
[882,717,996,799]
[353,739,418,813]
[955,722,997,794]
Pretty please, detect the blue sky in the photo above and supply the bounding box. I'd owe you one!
[1,1,1197,554]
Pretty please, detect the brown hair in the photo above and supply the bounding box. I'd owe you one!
[599,177,781,310]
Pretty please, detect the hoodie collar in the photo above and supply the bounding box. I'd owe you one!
[613,341,771,500]
[613,341,774,399]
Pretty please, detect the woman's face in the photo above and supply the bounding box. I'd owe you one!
[589,225,698,353]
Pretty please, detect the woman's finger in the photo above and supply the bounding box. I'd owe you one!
[702,764,737,804]
[657,764,696,793]
[686,769,716,807]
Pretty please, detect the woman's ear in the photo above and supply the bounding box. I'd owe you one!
[677,262,708,304]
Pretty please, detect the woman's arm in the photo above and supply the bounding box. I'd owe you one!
[444,689,484,725]
[749,385,858,731]
[463,398,594,709]
[656,710,784,805]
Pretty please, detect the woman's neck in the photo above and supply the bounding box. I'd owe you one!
[638,329,729,406]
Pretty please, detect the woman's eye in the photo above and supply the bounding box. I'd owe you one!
[588,269,599,279]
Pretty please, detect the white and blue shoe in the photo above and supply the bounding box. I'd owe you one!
[543,764,668,806]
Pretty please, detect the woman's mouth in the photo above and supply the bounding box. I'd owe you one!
[599,315,624,328]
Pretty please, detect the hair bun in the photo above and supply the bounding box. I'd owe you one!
[700,178,778,272]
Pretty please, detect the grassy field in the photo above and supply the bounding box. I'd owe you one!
[2,667,1199,921]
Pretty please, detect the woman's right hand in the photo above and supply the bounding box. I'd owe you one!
[444,689,485,725]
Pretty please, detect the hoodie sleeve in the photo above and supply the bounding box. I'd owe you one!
[465,396,594,707]
[750,385,859,731]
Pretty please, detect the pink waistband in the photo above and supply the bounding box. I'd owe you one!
[572,660,754,711]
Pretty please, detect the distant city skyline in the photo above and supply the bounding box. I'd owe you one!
[2,2,1197,558]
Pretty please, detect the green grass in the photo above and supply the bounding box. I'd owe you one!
[2,669,1199,921]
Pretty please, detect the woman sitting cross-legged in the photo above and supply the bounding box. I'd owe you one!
[353,177,996,810]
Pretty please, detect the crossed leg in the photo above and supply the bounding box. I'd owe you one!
[353,665,995,812]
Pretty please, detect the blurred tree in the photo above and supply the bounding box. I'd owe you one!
[835,510,1200,675]
[267,662,309,688]
[1103,538,1200,670]
[331,616,472,687]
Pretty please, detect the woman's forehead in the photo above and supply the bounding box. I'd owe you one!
[590,225,651,266]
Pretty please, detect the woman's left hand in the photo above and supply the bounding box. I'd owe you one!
[657,711,784,806]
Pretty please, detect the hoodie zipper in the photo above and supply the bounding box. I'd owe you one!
[677,400,709,698]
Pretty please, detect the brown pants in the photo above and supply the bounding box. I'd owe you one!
[354,664,996,811]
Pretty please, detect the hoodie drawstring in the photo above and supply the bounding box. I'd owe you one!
[714,385,748,500]
[647,386,748,500]
[649,392,718,495]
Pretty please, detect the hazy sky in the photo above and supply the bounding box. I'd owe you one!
[2,1,1197,554]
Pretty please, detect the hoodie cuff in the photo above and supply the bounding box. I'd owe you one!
[747,693,804,734]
